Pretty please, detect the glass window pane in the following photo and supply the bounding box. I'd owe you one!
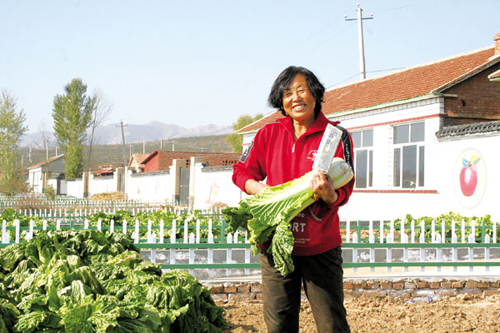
[394,125,409,144]
[363,129,373,147]
[355,150,367,188]
[369,150,373,187]
[393,148,401,187]
[411,122,425,142]
[419,146,425,187]
[352,132,361,148]
[402,145,417,188]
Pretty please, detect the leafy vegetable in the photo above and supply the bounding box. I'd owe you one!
[0,230,226,332]
[223,158,353,276]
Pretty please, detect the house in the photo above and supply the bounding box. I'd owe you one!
[27,154,65,194]
[128,153,149,173]
[141,151,241,173]
[238,32,500,220]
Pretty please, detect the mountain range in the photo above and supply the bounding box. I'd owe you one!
[21,121,233,147]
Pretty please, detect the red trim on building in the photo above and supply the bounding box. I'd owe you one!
[347,114,443,131]
[354,189,438,194]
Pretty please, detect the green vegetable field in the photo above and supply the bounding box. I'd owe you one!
[0,229,226,332]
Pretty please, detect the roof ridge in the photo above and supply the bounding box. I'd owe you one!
[327,44,495,92]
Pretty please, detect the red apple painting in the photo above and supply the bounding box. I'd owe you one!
[459,155,480,197]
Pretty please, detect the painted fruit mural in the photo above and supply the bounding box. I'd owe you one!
[459,155,480,197]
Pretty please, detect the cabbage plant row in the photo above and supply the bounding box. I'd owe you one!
[1,209,227,244]
[0,229,227,332]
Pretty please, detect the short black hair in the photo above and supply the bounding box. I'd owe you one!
[268,66,326,117]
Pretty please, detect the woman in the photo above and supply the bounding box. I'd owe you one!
[232,66,354,333]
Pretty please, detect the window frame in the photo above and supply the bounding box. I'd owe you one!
[352,128,374,189]
[392,122,425,189]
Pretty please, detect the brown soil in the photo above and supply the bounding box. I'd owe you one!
[219,294,500,332]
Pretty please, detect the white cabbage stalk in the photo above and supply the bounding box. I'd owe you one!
[241,157,353,276]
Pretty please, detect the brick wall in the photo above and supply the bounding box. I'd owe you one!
[443,62,500,127]
[142,151,241,173]
[206,279,500,302]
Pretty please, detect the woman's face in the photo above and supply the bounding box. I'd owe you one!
[282,74,316,124]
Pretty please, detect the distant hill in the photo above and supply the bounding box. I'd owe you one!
[20,134,236,171]
[21,121,233,147]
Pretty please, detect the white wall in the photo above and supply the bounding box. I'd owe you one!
[192,164,242,209]
[29,168,42,193]
[66,179,84,198]
[127,171,172,202]
[89,176,116,197]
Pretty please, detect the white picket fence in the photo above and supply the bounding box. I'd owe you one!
[342,219,500,275]
[2,218,500,278]
[0,217,255,280]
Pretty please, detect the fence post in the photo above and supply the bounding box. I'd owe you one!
[244,230,250,275]
[452,219,458,272]
[189,233,195,275]
[494,221,497,243]
[226,233,233,276]
[402,232,409,273]
[170,219,177,266]
[468,230,475,272]
[2,220,7,244]
[196,219,200,244]
[150,233,157,264]
[184,220,188,244]
[159,219,164,244]
[15,219,20,244]
[208,232,214,276]
[134,219,140,244]
[369,221,375,273]
[411,219,415,243]
[485,234,490,272]
[419,221,425,272]
[436,233,442,273]
[352,232,358,273]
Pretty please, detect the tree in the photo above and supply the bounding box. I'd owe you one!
[86,88,112,171]
[0,91,28,196]
[226,113,263,153]
[53,78,96,179]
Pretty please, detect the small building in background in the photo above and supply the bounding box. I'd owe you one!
[128,153,149,173]
[27,154,65,194]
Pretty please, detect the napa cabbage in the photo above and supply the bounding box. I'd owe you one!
[0,230,226,333]
[223,157,353,276]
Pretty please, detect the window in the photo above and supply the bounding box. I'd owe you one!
[352,129,373,188]
[393,122,425,188]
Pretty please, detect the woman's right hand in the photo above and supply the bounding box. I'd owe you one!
[244,179,270,195]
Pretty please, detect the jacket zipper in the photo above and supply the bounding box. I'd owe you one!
[292,142,296,153]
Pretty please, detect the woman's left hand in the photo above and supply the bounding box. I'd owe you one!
[310,170,338,204]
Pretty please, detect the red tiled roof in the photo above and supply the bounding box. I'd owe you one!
[129,153,149,165]
[240,45,499,133]
[27,154,64,170]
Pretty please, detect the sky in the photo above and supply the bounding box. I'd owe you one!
[0,0,499,134]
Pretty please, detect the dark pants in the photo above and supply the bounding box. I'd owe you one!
[260,247,350,333]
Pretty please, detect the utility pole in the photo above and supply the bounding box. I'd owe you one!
[345,3,373,80]
[45,138,49,160]
[116,121,128,168]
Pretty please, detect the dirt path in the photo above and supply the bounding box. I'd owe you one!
[219,294,500,332]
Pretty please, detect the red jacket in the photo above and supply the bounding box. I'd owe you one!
[232,112,354,256]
